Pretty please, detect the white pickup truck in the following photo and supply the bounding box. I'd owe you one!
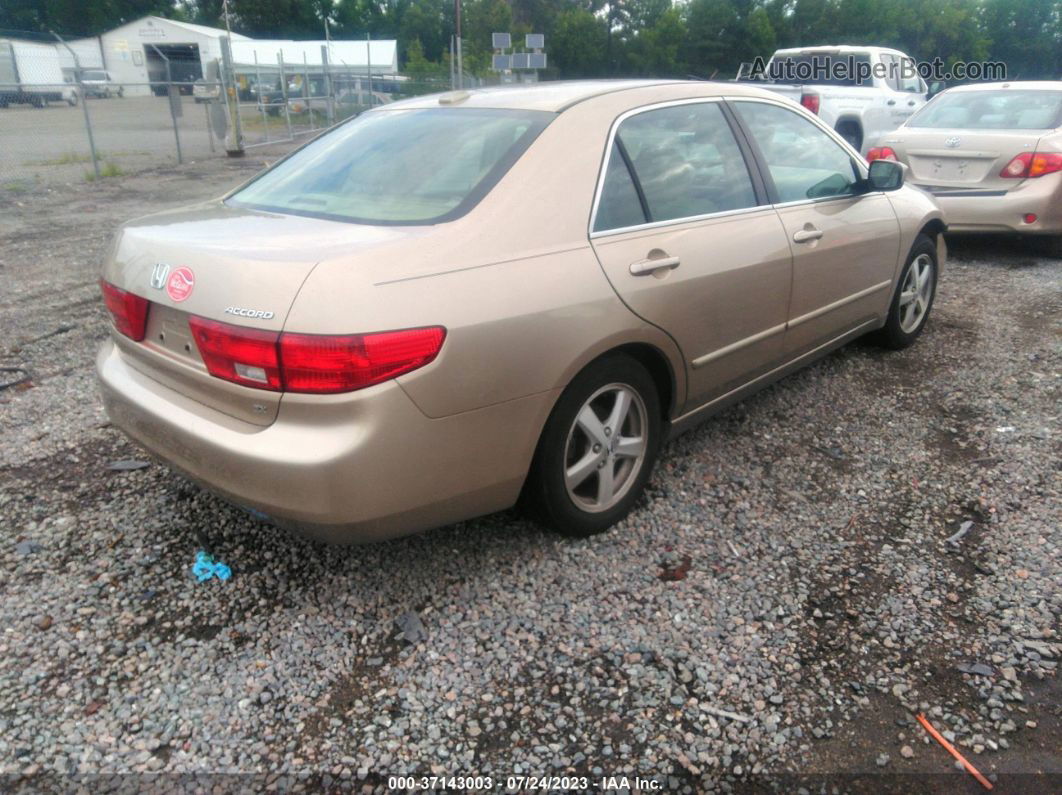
[738,45,929,155]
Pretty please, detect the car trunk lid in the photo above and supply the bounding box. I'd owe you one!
[887,129,1042,189]
[102,202,425,426]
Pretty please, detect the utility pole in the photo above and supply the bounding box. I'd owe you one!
[454,0,463,88]
[221,0,244,155]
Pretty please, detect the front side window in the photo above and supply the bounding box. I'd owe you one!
[735,101,861,203]
[228,107,552,224]
[594,102,758,231]
[907,90,1062,130]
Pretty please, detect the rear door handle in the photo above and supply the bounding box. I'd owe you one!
[793,228,823,243]
[629,255,681,276]
[908,100,916,106]
[887,99,896,106]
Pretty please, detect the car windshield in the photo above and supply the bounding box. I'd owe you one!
[908,90,1062,129]
[83,71,107,81]
[228,107,552,224]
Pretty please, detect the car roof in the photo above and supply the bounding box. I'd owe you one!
[945,80,1062,93]
[379,79,790,113]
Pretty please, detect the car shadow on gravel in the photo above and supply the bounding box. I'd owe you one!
[945,234,1060,268]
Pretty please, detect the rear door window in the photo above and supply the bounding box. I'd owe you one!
[594,102,759,231]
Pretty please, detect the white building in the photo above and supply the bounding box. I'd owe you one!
[90,16,250,96]
[57,17,397,97]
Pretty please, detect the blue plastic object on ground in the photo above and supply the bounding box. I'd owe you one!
[193,550,232,582]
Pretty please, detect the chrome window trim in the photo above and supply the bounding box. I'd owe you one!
[588,96,766,238]
[590,203,777,240]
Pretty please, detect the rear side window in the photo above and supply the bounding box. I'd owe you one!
[594,141,647,232]
[734,101,860,203]
[594,102,759,231]
[228,107,552,225]
[768,53,873,87]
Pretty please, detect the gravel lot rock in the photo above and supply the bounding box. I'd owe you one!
[0,155,1058,792]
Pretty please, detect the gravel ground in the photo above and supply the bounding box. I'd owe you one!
[0,157,1059,793]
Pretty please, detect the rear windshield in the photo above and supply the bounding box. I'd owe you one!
[228,107,552,225]
[767,54,872,87]
[908,90,1062,130]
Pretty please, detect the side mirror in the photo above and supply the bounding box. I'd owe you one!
[867,159,904,191]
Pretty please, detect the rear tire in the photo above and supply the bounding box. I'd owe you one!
[525,354,661,538]
[872,234,938,350]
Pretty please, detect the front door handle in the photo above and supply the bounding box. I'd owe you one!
[629,255,681,276]
[793,228,823,243]
[908,100,916,106]
[887,99,897,106]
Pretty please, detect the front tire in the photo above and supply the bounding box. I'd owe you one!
[873,234,938,349]
[526,354,661,538]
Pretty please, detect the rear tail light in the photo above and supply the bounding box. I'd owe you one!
[100,280,149,341]
[800,91,820,115]
[1000,151,1062,178]
[866,146,898,162]
[188,316,283,390]
[280,328,446,393]
[187,316,445,394]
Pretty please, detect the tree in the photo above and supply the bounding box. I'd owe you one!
[549,6,608,77]
[622,5,685,76]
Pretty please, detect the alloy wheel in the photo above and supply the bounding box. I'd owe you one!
[563,383,648,513]
[898,253,934,334]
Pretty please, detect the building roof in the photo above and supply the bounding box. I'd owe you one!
[144,16,251,41]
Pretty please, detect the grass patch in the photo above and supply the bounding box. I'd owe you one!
[84,161,125,181]
[28,151,93,166]
[2,181,29,192]
[26,150,150,166]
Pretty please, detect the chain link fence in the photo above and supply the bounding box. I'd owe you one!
[1,30,493,192]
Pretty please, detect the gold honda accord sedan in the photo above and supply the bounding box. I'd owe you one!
[97,80,945,542]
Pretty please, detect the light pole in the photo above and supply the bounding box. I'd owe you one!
[454,0,463,88]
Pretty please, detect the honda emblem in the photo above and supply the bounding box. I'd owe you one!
[150,263,170,290]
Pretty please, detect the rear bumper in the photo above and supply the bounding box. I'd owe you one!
[97,339,557,543]
[915,175,1062,234]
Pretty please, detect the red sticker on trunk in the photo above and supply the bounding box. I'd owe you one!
[166,267,195,302]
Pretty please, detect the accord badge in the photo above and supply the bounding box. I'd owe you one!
[225,306,275,320]
[944,136,961,148]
